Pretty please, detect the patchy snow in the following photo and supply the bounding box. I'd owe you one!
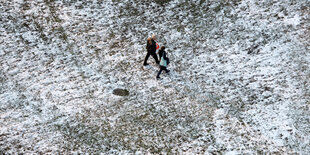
[0,0,309,154]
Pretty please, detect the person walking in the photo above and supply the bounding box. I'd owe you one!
[158,45,165,60]
[156,46,170,79]
[143,34,159,66]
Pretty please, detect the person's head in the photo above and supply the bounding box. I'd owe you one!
[161,46,165,51]
[152,34,156,40]
[147,37,152,44]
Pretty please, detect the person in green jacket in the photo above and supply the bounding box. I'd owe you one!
[156,46,170,79]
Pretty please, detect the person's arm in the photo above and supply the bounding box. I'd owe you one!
[146,41,149,49]
[164,51,170,64]
[163,51,168,60]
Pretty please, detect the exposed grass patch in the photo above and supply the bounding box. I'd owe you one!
[55,99,215,153]
[154,0,173,5]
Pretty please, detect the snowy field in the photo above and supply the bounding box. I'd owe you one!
[0,0,309,154]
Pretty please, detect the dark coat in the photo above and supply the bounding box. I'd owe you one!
[159,50,169,66]
[158,49,165,59]
[148,39,157,53]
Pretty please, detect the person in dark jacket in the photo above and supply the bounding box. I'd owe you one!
[156,46,170,79]
[158,46,164,60]
[143,34,159,66]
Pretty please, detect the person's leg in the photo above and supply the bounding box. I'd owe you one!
[151,53,160,64]
[156,67,163,78]
[143,52,151,65]
[163,67,170,73]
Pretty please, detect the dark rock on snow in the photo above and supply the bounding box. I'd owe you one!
[113,89,129,96]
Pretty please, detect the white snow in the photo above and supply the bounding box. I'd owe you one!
[0,0,309,154]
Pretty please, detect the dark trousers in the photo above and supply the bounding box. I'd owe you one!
[144,52,159,65]
[156,66,169,78]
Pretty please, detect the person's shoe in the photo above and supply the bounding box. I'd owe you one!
[166,70,170,73]
[156,77,161,80]
[143,63,149,66]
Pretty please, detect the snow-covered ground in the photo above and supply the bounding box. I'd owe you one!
[0,0,309,154]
